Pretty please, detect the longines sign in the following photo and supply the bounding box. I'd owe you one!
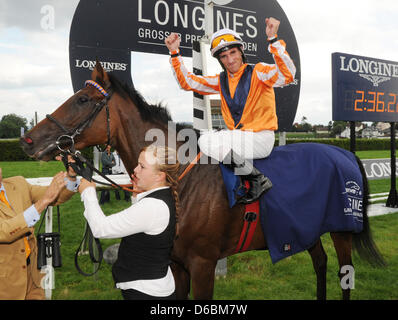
[332,52,398,122]
[361,158,398,180]
[135,0,260,58]
[74,59,128,72]
[339,55,398,86]
[69,0,300,130]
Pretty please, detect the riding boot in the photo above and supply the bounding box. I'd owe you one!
[222,150,272,204]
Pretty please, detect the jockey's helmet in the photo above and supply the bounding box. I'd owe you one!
[210,29,245,59]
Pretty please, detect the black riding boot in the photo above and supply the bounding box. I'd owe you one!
[223,150,272,204]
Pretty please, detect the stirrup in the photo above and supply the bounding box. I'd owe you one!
[236,177,272,204]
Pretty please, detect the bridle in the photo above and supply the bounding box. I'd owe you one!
[46,80,112,154]
[46,80,135,193]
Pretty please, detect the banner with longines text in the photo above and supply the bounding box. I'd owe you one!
[69,0,301,130]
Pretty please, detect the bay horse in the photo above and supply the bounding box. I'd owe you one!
[21,62,385,300]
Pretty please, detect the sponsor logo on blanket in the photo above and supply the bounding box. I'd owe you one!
[343,181,363,221]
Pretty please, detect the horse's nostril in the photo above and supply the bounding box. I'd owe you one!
[24,137,33,145]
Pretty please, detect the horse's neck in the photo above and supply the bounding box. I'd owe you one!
[109,96,212,183]
[111,102,168,175]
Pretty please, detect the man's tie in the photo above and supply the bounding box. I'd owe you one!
[0,190,31,259]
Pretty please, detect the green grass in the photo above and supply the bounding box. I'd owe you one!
[285,132,317,139]
[0,160,65,178]
[214,212,398,300]
[1,154,397,300]
[355,150,391,159]
[368,179,395,194]
[41,194,398,300]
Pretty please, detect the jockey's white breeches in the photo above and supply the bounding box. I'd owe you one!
[198,129,275,162]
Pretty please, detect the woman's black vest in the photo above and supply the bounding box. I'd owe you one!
[112,188,176,283]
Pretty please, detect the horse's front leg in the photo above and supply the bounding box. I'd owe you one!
[170,261,191,300]
[190,256,217,299]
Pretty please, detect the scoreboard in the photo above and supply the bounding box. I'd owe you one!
[332,52,398,122]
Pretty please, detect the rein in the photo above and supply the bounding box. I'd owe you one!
[178,152,203,181]
[46,80,136,193]
[48,79,202,193]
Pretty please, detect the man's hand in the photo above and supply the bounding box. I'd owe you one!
[165,33,181,53]
[34,172,67,213]
[266,17,280,39]
[55,154,78,181]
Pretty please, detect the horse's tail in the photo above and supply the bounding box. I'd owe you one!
[352,156,386,267]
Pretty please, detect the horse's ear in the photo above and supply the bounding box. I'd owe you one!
[91,58,110,87]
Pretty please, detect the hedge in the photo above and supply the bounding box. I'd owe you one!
[0,139,94,162]
[274,138,393,151]
[0,138,395,161]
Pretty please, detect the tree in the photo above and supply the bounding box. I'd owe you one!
[328,121,333,132]
[292,116,313,132]
[28,118,35,130]
[0,114,28,138]
[330,121,348,137]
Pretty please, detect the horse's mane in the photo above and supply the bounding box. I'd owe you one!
[107,74,199,137]
[108,74,172,124]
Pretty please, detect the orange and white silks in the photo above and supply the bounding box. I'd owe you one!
[169,40,296,132]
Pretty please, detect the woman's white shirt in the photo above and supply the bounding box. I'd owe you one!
[80,186,175,297]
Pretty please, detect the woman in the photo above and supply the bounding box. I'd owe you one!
[78,145,180,300]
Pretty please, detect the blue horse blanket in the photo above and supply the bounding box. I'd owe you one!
[220,143,364,263]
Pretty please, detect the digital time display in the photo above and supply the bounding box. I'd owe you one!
[332,52,398,122]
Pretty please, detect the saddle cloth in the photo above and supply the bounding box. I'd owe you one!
[220,143,364,263]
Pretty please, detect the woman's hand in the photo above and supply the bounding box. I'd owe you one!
[78,178,96,194]
[130,173,141,197]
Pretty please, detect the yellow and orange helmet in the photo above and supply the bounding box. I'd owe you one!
[210,29,244,57]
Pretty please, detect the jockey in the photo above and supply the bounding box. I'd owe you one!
[165,17,296,204]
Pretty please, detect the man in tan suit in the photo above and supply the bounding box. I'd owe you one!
[0,167,79,300]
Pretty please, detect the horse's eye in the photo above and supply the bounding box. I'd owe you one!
[78,96,89,104]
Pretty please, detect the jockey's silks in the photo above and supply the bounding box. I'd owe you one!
[170,39,296,132]
[220,64,253,127]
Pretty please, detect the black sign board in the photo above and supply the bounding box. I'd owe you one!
[69,0,300,130]
[332,52,398,122]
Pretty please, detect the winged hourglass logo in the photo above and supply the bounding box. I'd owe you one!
[358,74,391,87]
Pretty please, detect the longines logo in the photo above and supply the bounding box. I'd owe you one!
[339,55,398,87]
[75,59,128,72]
[343,180,363,221]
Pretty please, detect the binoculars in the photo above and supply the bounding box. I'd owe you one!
[37,232,62,269]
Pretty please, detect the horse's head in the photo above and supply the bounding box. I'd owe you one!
[21,62,113,161]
